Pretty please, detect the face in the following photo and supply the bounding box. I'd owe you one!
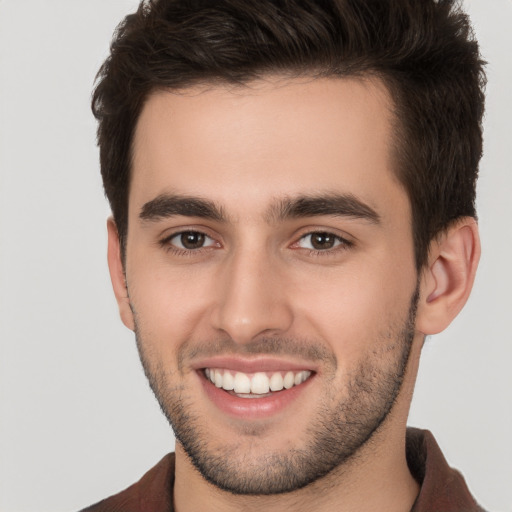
[120,77,421,494]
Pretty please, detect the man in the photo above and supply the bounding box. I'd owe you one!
[82,0,486,510]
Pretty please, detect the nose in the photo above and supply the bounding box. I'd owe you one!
[210,247,294,345]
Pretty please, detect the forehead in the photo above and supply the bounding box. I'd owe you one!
[130,77,405,220]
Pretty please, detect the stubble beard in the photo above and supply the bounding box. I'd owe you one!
[134,288,419,496]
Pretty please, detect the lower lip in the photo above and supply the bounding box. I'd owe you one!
[199,372,314,420]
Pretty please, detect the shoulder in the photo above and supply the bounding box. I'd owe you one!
[407,428,486,512]
[79,453,175,512]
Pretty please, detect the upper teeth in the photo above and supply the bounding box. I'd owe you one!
[204,368,312,394]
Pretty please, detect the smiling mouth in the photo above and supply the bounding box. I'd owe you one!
[204,368,313,398]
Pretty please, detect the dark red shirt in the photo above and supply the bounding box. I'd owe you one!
[81,428,485,512]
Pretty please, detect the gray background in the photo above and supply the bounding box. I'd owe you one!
[0,1,510,510]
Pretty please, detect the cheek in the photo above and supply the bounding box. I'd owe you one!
[290,260,416,358]
[127,263,217,351]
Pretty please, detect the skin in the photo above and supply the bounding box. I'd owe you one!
[107,77,480,512]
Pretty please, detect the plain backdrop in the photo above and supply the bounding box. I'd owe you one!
[0,1,510,511]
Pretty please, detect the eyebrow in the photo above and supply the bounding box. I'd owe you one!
[139,192,380,225]
[140,194,226,222]
[268,194,380,224]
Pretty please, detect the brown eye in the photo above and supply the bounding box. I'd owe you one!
[164,230,217,251]
[310,232,336,250]
[296,231,349,252]
[180,231,205,249]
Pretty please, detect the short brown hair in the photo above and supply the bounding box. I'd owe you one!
[92,0,486,269]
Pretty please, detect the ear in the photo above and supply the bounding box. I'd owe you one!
[107,218,135,331]
[416,217,480,335]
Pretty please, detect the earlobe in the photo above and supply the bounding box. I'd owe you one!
[416,218,480,335]
[107,218,135,331]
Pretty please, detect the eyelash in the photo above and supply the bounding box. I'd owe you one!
[159,230,218,256]
[159,230,354,257]
[293,232,354,257]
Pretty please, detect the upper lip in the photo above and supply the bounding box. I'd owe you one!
[191,356,319,374]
